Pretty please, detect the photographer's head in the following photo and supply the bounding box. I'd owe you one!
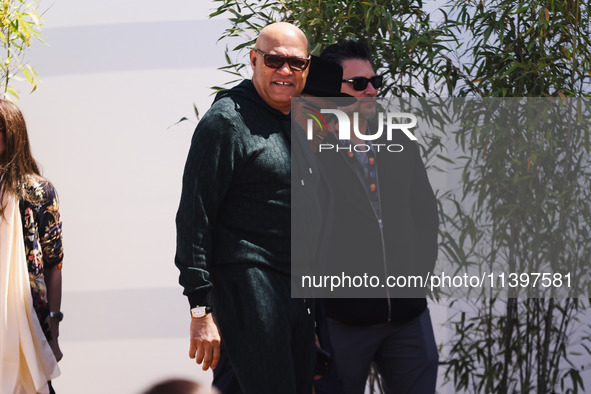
[141,378,218,394]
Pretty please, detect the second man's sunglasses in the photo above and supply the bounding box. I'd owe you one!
[342,75,383,91]
[254,48,311,71]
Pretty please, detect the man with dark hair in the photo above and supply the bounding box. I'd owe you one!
[314,40,439,394]
[319,39,375,68]
[175,22,318,394]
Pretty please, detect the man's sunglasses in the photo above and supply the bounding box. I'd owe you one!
[254,48,311,72]
[342,75,383,91]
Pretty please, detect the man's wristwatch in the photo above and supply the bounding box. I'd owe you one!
[190,306,212,319]
[49,311,64,322]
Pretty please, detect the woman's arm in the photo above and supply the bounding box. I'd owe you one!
[38,180,64,361]
[45,265,63,361]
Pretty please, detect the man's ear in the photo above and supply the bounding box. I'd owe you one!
[250,49,257,71]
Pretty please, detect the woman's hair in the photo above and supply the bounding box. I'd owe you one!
[0,99,41,215]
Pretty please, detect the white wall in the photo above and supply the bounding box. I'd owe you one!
[13,3,453,393]
[16,2,590,393]
[16,1,234,392]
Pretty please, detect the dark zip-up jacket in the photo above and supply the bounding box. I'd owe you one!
[175,80,321,308]
[316,129,438,325]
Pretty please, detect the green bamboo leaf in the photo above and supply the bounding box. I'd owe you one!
[193,104,200,121]
[168,117,190,129]
[209,8,227,18]
[6,85,18,99]
[20,64,33,84]
[233,40,255,51]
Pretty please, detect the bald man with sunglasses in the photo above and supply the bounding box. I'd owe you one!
[314,41,439,394]
[175,22,319,394]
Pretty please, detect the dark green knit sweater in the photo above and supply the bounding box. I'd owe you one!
[175,80,321,307]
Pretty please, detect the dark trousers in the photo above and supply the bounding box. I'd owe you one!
[212,342,243,394]
[315,309,438,394]
[211,265,315,394]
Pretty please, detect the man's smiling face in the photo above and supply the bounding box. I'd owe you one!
[250,23,309,114]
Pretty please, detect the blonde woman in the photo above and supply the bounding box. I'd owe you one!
[0,99,62,393]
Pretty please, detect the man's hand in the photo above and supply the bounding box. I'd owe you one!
[189,313,221,371]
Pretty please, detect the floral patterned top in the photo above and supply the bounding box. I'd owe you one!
[18,176,63,340]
